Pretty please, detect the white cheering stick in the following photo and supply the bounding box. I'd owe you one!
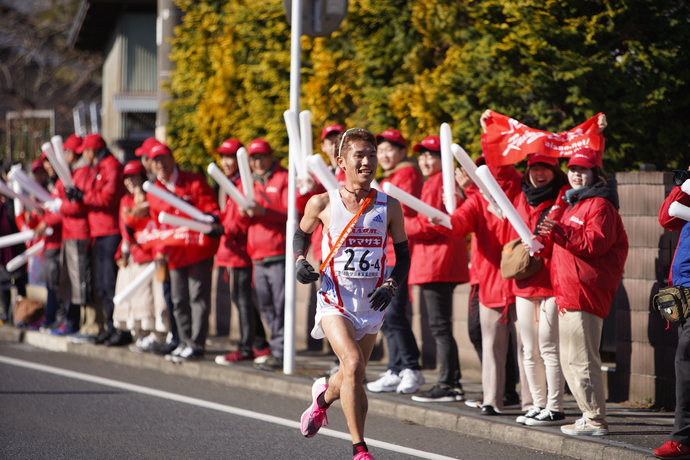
[158,211,213,234]
[0,180,42,211]
[681,180,690,197]
[371,179,381,191]
[299,110,314,166]
[142,181,215,224]
[669,201,690,222]
[476,165,544,255]
[382,182,453,229]
[207,163,249,209]
[50,136,73,184]
[236,147,255,208]
[284,110,308,181]
[42,142,74,188]
[7,166,53,202]
[440,123,457,214]
[451,143,503,219]
[307,154,340,191]
[6,240,44,272]
[113,262,156,306]
[0,229,52,249]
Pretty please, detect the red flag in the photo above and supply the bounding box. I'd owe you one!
[481,111,603,166]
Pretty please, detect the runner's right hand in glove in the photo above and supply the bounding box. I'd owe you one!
[296,258,319,284]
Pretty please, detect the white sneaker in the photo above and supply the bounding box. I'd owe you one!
[165,345,185,362]
[396,368,425,394]
[253,354,271,365]
[366,370,401,392]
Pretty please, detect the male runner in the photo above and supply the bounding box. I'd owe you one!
[294,128,410,460]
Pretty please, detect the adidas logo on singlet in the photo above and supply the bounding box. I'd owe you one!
[372,214,383,223]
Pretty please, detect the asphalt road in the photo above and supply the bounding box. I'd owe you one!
[0,342,580,460]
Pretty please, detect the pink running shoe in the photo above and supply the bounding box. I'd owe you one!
[300,377,329,437]
[353,452,375,460]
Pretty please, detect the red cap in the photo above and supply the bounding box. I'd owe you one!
[75,134,106,153]
[375,129,407,148]
[247,138,272,155]
[148,143,173,160]
[412,136,441,153]
[567,148,598,169]
[215,138,243,156]
[31,159,46,172]
[321,124,344,140]
[527,153,559,167]
[135,138,161,157]
[63,134,83,152]
[122,161,146,177]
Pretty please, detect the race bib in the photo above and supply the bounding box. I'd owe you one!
[334,233,384,278]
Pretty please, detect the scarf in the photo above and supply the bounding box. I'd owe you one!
[523,179,561,207]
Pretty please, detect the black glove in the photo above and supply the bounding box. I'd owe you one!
[368,285,395,311]
[65,187,84,202]
[296,259,319,284]
[206,222,225,238]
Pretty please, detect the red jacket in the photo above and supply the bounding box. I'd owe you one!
[35,185,62,251]
[380,160,423,267]
[406,172,470,285]
[437,165,522,308]
[216,175,251,268]
[244,162,289,262]
[147,169,220,269]
[550,184,628,318]
[511,184,569,298]
[117,193,153,264]
[659,185,690,285]
[83,152,126,237]
[56,167,90,241]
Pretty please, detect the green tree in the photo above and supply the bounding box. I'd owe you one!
[167,0,690,172]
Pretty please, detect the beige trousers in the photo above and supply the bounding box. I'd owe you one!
[559,308,606,419]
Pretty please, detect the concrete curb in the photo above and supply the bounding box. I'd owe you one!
[1,327,653,460]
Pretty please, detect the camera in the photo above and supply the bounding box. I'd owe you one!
[673,170,690,186]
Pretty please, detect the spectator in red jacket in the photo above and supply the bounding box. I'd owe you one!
[538,147,628,436]
[367,129,424,395]
[240,138,289,371]
[113,160,168,352]
[146,143,222,362]
[68,134,126,345]
[511,153,569,427]
[213,138,269,365]
[46,135,102,343]
[405,136,470,403]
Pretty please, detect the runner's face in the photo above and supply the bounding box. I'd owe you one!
[529,164,555,188]
[417,151,441,177]
[568,165,594,189]
[152,154,175,181]
[376,141,406,171]
[339,139,377,186]
[220,155,238,176]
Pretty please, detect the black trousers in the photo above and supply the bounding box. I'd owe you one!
[229,266,268,354]
[421,282,460,387]
[671,320,690,445]
[381,277,421,373]
[94,234,121,332]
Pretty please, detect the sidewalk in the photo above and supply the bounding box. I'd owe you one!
[0,325,668,460]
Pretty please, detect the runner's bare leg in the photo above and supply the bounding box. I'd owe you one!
[321,315,377,444]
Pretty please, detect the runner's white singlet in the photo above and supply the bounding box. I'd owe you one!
[311,189,388,341]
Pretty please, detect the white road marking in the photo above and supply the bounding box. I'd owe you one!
[0,355,460,460]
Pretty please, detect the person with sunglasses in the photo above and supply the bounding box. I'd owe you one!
[294,128,409,460]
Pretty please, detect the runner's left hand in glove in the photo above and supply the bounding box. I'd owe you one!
[368,284,395,311]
